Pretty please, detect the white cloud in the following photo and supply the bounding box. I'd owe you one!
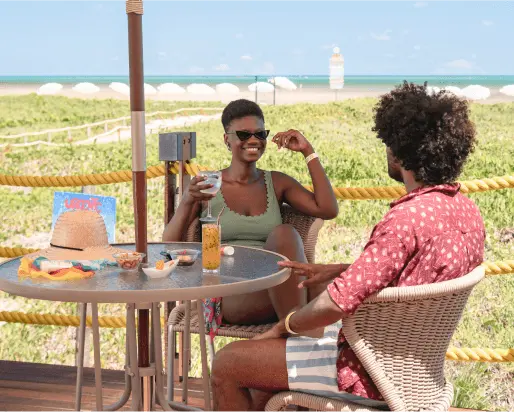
[213,63,230,72]
[189,66,204,74]
[235,33,244,39]
[446,59,474,69]
[482,20,494,26]
[414,45,421,50]
[414,2,428,8]
[371,30,392,41]
[240,55,252,61]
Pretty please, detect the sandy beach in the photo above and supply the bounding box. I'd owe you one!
[1,83,513,105]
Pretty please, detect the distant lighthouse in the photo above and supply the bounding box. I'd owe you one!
[329,46,344,100]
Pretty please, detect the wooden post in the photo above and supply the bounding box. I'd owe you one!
[104,123,108,133]
[87,126,91,138]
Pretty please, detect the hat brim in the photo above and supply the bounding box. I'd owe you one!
[27,245,127,262]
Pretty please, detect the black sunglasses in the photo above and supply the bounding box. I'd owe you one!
[228,130,270,141]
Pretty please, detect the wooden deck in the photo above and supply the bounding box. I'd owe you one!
[0,360,479,411]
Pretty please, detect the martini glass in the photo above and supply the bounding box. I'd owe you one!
[198,170,222,218]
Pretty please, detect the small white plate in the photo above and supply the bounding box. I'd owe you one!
[142,260,178,279]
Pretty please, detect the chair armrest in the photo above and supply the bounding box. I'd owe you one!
[280,204,324,264]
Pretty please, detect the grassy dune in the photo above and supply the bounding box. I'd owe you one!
[0,95,512,411]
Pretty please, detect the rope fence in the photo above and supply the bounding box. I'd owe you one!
[0,311,511,363]
[0,107,223,141]
[0,163,512,201]
[0,163,512,364]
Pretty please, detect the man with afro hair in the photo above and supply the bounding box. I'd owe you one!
[210,82,486,411]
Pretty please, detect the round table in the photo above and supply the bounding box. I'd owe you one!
[0,242,290,411]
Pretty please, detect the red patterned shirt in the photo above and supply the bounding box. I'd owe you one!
[327,184,485,400]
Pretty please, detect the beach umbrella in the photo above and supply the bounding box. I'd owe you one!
[268,76,297,91]
[443,86,463,97]
[37,83,63,95]
[461,85,491,101]
[109,82,130,96]
[126,1,149,407]
[158,83,186,94]
[215,83,240,94]
[186,83,216,94]
[72,82,100,94]
[426,86,440,96]
[499,85,514,97]
[144,83,157,95]
[248,82,274,93]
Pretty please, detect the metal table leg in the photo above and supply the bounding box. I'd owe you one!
[91,303,104,411]
[127,303,142,410]
[75,302,87,411]
[182,300,191,404]
[196,300,212,410]
[152,302,201,412]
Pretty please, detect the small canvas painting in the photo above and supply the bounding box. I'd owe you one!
[52,192,116,243]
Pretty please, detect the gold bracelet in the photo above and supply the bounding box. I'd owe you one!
[305,153,319,164]
[285,311,298,335]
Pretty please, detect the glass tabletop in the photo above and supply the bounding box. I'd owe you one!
[0,242,290,303]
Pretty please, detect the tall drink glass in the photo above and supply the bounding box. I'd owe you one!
[201,217,221,273]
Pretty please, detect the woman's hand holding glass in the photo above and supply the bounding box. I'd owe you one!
[183,175,217,205]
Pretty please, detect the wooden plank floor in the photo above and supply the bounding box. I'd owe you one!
[0,360,479,411]
[0,360,205,411]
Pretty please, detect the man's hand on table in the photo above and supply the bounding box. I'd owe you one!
[278,261,350,289]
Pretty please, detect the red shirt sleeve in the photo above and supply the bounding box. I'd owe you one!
[327,226,409,316]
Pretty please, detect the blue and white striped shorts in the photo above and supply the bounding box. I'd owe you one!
[286,320,387,409]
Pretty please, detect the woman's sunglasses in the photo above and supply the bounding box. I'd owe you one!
[228,130,270,141]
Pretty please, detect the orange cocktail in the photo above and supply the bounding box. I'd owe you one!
[202,223,221,272]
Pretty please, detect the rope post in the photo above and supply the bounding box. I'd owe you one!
[159,131,196,382]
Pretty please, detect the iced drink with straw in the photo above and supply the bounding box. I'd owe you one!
[202,218,221,273]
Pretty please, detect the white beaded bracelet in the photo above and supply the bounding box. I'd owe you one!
[305,153,319,164]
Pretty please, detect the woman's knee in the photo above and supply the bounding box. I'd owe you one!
[267,224,302,245]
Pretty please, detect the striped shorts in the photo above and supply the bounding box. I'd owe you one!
[286,321,387,409]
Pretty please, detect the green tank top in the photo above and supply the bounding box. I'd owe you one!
[201,170,283,248]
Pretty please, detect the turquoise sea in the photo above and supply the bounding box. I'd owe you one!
[1,75,514,90]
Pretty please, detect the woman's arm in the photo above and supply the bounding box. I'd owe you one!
[272,130,338,220]
[162,175,214,241]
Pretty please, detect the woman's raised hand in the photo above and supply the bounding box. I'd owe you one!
[184,175,216,205]
[272,129,314,156]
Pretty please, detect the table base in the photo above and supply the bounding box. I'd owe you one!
[75,302,203,411]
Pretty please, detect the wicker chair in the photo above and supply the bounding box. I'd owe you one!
[265,265,485,412]
[165,204,324,406]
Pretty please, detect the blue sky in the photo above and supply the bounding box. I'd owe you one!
[1,1,512,76]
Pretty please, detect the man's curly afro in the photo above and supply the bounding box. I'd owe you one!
[373,81,476,185]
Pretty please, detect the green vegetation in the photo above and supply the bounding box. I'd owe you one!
[0,95,512,411]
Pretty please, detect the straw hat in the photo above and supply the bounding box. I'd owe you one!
[28,210,126,261]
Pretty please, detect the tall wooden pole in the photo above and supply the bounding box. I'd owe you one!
[126,0,150,410]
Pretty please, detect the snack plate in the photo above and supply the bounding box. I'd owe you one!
[142,260,179,279]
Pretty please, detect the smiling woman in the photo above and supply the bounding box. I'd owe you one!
[162,98,338,326]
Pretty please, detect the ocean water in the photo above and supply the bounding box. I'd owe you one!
[1,75,514,90]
